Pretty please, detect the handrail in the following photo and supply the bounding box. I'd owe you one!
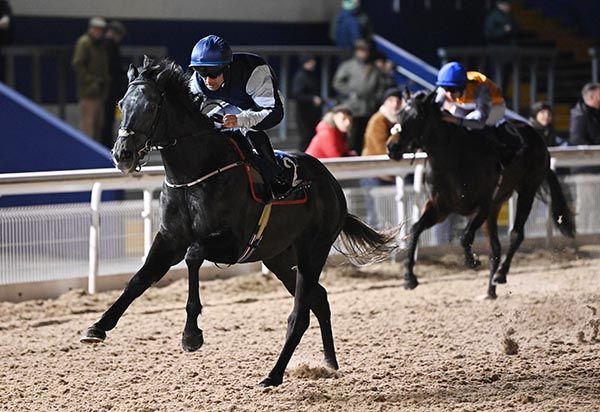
[590,48,599,83]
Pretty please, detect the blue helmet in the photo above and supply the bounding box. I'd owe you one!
[436,62,467,88]
[189,35,233,67]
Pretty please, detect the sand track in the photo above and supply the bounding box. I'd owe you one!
[1,246,599,411]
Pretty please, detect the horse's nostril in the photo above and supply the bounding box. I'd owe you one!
[117,150,133,161]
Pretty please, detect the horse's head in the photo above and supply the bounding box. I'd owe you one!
[386,90,438,160]
[113,56,181,173]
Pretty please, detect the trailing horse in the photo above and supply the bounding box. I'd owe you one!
[387,91,575,299]
[79,57,398,387]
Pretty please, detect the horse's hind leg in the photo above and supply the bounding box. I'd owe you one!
[405,201,443,289]
[260,243,331,387]
[264,248,338,370]
[182,245,204,352]
[80,232,186,343]
[484,203,503,299]
[494,189,536,284]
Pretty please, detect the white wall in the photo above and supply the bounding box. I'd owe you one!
[13,0,341,22]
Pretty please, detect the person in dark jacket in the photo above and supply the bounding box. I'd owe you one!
[483,0,517,45]
[101,20,127,148]
[529,102,566,147]
[291,55,324,151]
[569,82,600,173]
[330,0,372,49]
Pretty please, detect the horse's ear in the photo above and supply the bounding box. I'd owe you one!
[143,54,153,68]
[156,67,170,88]
[127,64,139,83]
[402,86,411,102]
[424,90,437,106]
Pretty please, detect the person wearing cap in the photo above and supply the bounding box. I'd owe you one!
[330,0,372,49]
[188,35,287,199]
[362,87,404,157]
[333,39,388,153]
[72,17,110,142]
[529,102,565,147]
[291,55,324,151]
[435,61,506,130]
[305,106,355,159]
[101,20,127,148]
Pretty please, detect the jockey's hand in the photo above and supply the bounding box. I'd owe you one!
[223,114,238,128]
[441,113,460,125]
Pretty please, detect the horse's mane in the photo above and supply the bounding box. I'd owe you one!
[138,57,213,128]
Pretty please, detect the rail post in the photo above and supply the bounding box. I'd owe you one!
[395,174,406,250]
[142,189,153,261]
[545,157,557,247]
[88,182,103,294]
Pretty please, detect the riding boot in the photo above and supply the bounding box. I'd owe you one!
[246,131,286,199]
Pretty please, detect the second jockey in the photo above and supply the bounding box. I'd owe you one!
[435,61,506,130]
[188,35,287,199]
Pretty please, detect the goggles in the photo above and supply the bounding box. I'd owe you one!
[193,66,226,79]
[444,86,465,94]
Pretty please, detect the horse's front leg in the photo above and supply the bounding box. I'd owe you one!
[182,244,204,352]
[404,201,442,289]
[80,231,187,343]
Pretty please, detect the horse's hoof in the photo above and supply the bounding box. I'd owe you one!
[258,376,282,387]
[324,357,339,370]
[182,329,204,352]
[80,326,106,344]
[466,258,482,270]
[485,292,498,300]
[492,273,507,285]
[404,276,419,290]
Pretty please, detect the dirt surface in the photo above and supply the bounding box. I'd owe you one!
[1,246,600,411]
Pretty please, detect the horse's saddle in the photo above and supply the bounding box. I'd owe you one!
[486,120,527,166]
[227,133,309,205]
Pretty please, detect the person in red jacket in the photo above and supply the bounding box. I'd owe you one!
[305,106,355,158]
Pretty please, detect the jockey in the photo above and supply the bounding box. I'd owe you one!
[435,61,506,130]
[188,35,286,198]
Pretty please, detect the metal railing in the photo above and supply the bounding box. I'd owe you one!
[437,46,557,112]
[2,147,600,295]
[0,45,168,120]
[590,48,599,83]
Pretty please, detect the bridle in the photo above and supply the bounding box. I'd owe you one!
[117,78,216,171]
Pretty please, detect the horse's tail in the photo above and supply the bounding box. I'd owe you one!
[335,214,400,266]
[545,169,576,238]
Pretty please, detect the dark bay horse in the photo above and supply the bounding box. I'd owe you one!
[79,57,398,387]
[387,91,575,299]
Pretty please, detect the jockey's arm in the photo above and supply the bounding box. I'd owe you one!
[460,85,492,130]
[236,65,283,130]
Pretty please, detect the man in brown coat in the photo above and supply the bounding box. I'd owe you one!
[72,17,110,142]
[362,87,404,157]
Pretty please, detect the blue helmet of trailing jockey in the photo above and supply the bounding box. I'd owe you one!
[436,61,467,88]
[189,35,233,68]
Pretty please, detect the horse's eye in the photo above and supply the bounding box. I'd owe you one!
[147,102,157,111]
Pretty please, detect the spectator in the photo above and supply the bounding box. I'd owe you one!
[569,82,600,173]
[372,50,397,95]
[333,39,387,153]
[360,87,404,227]
[0,0,14,81]
[291,55,324,151]
[101,20,127,149]
[72,17,110,143]
[483,0,517,46]
[305,106,355,159]
[529,102,566,147]
[330,0,372,49]
[362,87,404,157]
